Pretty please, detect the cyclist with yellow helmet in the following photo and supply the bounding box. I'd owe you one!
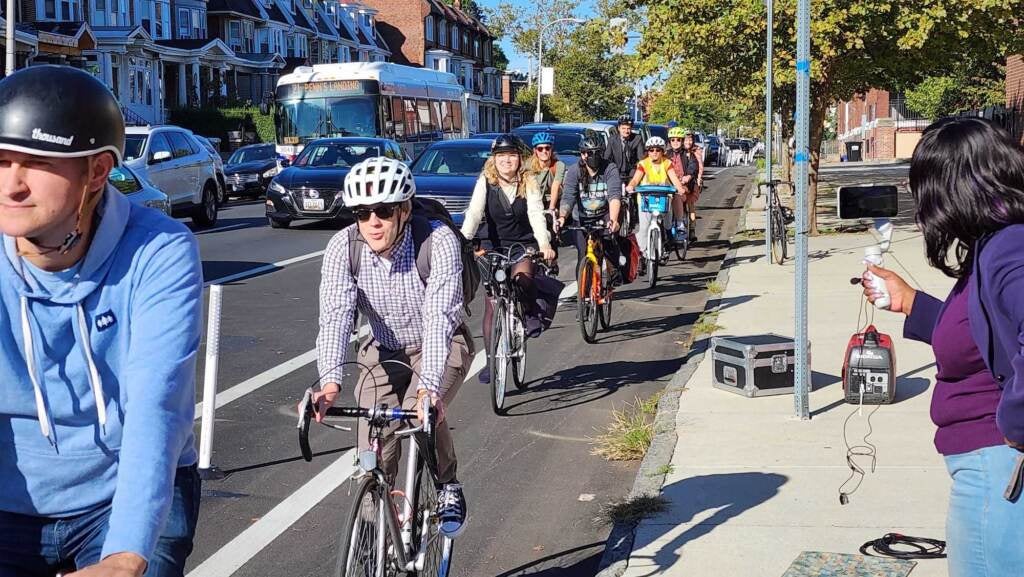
[625,136,687,259]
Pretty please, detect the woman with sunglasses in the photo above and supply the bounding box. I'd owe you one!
[625,136,687,260]
[461,134,555,383]
[667,129,703,243]
[530,131,566,274]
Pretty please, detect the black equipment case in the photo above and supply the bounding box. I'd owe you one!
[711,334,807,397]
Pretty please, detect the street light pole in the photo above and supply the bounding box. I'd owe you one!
[534,17,584,123]
[6,0,15,75]
[764,0,774,262]
[793,0,811,420]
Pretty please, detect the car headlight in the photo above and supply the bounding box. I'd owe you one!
[269,180,287,195]
[262,168,278,179]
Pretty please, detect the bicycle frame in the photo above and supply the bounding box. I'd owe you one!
[579,229,606,304]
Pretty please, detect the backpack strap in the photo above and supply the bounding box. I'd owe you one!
[348,217,434,286]
[347,225,362,279]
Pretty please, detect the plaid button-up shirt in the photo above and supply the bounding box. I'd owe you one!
[317,222,464,393]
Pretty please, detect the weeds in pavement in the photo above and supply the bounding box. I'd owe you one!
[692,311,723,337]
[705,280,724,296]
[650,464,675,477]
[601,495,670,525]
[592,395,659,461]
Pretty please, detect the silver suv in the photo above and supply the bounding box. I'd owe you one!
[123,125,221,227]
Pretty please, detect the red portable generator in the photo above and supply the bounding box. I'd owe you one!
[842,325,896,405]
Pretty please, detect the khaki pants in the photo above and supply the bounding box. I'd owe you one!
[354,328,473,485]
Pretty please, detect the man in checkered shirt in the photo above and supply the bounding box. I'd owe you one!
[312,157,473,538]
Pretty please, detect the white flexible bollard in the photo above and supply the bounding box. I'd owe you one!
[198,284,225,480]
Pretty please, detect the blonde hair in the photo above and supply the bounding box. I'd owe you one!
[527,151,558,173]
[483,152,531,198]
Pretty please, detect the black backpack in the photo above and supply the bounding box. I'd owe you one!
[347,197,481,314]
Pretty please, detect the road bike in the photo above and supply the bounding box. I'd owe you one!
[636,185,686,289]
[298,374,452,577]
[478,248,547,415]
[567,220,617,344]
[757,180,794,265]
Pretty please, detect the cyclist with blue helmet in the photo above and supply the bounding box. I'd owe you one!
[529,131,566,273]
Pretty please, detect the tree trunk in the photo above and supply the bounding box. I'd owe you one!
[807,100,827,236]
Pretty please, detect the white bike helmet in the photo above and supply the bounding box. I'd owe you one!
[343,156,416,207]
[645,136,666,149]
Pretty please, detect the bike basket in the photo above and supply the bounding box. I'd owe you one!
[640,194,669,213]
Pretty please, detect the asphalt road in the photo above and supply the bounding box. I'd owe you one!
[179,164,755,577]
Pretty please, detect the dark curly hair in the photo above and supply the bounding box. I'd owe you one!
[910,117,1024,278]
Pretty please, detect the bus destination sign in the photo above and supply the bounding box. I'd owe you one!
[277,79,379,99]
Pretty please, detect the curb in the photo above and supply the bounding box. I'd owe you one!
[594,176,755,577]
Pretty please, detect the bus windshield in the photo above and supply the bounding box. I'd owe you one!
[277,96,378,144]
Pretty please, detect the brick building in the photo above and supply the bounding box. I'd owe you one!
[837,88,928,161]
[1006,55,1024,142]
[361,0,504,133]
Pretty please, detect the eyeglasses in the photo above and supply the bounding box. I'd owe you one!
[354,204,398,222]
[647,147,665,153]
[669,138,683,142]
[535,146,552,152]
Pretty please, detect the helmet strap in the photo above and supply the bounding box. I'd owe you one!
[20,161,102,257]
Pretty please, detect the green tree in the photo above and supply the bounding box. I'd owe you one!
[492,43,510,71]
[905,68,1005,119]
[441,0,485,21]
[635,0,1024,234]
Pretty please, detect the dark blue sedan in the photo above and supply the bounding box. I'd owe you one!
[410,138,517,227]
[265,137,405,229]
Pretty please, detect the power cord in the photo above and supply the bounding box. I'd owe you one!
[838,295,879,505]
[859,533,947,560]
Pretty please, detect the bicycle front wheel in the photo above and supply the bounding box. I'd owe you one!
[647,228,660,289]
[336,476,390,577]
[489,299,509,415]
[511,307,528,391]
[415,461,453,577]
[578,260,599,343]
[771,205,787,265]
[599,260,613,330]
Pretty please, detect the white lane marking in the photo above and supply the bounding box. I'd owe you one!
[196,223,249,235]
[186,347,488,577]
[194,324,370,418]
[204,250,325,287]
[558,280,578,302]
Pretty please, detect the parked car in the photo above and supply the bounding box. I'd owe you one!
[512,123,602,163]
[647,124,669,141]
[123,125,220,227]
[194,135,227,205]
[109,165,171,216]
[224,143,279,199]
[705,136,724,166]
[470,132,505,140]
[411,137,529,227]
[265,137,405,229]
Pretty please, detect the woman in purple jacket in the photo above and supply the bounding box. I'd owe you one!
[863,117,1024,577]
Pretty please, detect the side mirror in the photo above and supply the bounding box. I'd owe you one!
[837,185,899,220]
[279,158,291,168]
[150,150,173,164]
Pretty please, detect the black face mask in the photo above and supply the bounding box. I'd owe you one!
[584,154,601,170]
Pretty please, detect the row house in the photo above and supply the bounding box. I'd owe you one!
[836,88,928,162]
[0,0,390,126]
[364,0,503,133]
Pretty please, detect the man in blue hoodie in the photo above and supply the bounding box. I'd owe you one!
[0,67,203,576]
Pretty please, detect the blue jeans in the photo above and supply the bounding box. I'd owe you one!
[944,445,1024,577]
[0,465,200,577]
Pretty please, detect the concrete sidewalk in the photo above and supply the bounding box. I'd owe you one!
[620,198,956,576]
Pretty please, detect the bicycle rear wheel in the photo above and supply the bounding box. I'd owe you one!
[414,461,453,577]
[489,300,509,415]
[647,228,660,289]
[771,204,787,265]
[578,260,599,343]
[336,476,391,577]
[511,307,528,391]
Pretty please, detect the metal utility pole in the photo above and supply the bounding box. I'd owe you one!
[6,0,15,75]
[793,0,811,420]
[764,0,774,262]
[534,17,584,123]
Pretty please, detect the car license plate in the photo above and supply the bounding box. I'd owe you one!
[232,184,243,191]
[303,198,325,211]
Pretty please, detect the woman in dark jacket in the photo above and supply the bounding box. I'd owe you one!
[862,117,1024,577]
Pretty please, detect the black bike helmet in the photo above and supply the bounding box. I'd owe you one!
[491,133,521,155]
[0,65,125,164]
[579,135,604,156]
[617,114,633,126]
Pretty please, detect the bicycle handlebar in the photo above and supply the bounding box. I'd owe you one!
[634,185,676,195]
[757,180,793,197]
[297,388,431,462]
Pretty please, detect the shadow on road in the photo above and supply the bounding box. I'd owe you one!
[218,446,353,478]
[503,357,683,417]
[494,541,605,577]
[627,472,788,577]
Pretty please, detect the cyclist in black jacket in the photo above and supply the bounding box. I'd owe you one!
[559,137,624,283]
[603,115,646,234]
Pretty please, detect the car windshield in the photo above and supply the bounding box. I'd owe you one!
[294,142,381,168]
[124,135,147,161]
[412,145,490,175]
[512,129,584,157]
[229,147,276,165]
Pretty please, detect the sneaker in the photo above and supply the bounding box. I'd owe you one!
[437,483,467,538]
[478,366,490,384]
[689,227,697,243]
[524,315,543,338]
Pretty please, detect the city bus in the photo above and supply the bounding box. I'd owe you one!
[274,62,468,161]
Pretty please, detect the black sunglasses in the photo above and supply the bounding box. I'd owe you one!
[647,147,665,153]
[354,204,399,222]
